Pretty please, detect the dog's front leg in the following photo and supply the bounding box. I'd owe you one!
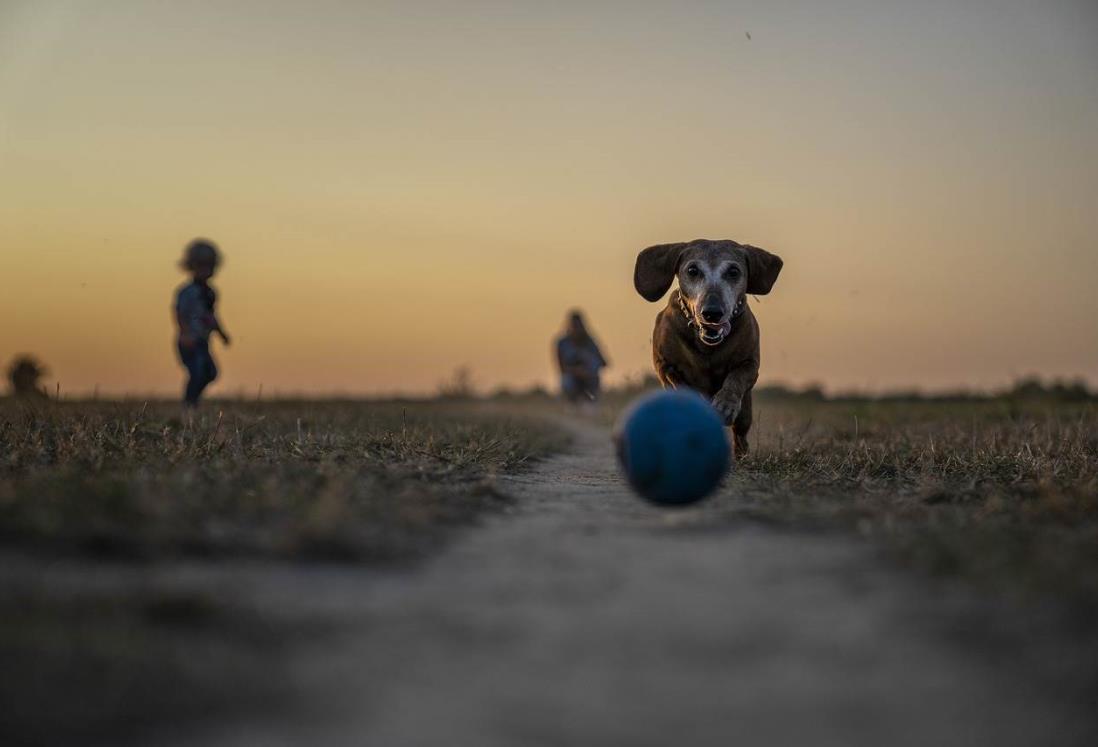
[712,361,759,426]
[655,358,687,389]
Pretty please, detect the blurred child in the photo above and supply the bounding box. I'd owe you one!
[555,310,607,407]
[175,239,230,408]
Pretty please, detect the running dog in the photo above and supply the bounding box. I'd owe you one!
[634,238,783,454]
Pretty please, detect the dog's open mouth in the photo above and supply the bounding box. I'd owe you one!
[697,321,731,346]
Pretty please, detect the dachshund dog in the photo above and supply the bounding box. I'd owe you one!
[634,239,783,454]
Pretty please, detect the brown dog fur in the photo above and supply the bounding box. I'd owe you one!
[634,239,783,454]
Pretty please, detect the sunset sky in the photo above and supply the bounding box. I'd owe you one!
[2,1,1096,396]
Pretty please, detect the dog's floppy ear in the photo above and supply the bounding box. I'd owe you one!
[743,244,783,295]
[634,243,687,302]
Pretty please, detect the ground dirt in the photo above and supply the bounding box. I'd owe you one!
[147,415,1097,747]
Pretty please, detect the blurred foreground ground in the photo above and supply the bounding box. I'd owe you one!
[1,397,1095,744]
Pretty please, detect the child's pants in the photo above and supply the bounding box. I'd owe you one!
[561,370,600,403]
[178,339,218,406]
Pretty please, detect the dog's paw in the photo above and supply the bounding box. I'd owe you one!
[711,393,741,425]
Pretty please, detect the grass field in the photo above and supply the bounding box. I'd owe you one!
[2,394,1096,743]
[737,395,1098,614]
[586,387,1098,612]
[0,399,566,562]
[3,394,1095,604]
[0,398,566,743]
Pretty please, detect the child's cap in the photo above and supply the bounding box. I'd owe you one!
[181,238,221,270]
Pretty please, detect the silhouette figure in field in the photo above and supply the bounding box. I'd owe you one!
[555,310,608,405]
[6,355,48,399]
[174,239,230,408]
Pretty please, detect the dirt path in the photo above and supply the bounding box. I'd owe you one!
[170,417,1094,746]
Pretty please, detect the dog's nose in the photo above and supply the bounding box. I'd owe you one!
[701,306,724,323]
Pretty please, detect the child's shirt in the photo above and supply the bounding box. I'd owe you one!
[175,281,217,341]
[557,334,606,376]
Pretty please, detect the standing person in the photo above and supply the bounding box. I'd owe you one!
[174,238,230,408]
[555,310,608,406]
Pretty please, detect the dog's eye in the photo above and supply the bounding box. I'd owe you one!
[685,266,700,278]
[725,267,741,280]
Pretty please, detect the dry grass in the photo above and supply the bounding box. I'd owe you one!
[732,397,1098,610]
[0,398,568,744]
[2,394,1096,742]
[0,398,567,562]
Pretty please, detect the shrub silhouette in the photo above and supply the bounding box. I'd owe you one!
[7,355,48,398]
[438,366,476,400]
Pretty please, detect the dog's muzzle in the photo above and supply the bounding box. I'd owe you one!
[679,295,745,347]
[698,321,731,346]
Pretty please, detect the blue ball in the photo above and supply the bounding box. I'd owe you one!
[615,390,731,506]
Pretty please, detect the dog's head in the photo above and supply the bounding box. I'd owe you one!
[634,239,782,346]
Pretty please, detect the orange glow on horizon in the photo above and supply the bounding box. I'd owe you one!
[2,2,1096,396]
